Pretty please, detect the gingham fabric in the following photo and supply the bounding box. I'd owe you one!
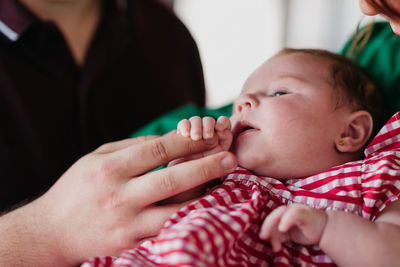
[82,113,400,267]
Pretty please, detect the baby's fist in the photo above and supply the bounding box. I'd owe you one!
[177,116,232,151]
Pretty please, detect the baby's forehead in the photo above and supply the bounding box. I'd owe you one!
[266,52,334,70]
[242,53,335,91]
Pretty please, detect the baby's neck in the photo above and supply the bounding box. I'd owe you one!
[251,151,364,180]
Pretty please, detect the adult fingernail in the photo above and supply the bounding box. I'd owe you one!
[221,155,235,171]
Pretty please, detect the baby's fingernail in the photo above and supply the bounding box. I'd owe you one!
[204,132,213,139]
[180,130,188,137]
[192,134,201,141]
[221,154,236,171]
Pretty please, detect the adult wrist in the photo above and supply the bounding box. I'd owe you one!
[0,199,67,267]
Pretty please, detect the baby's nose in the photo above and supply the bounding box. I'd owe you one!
[235,94,258,113]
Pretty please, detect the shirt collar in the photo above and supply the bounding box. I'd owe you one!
[0,0,128,42]
[0,0,36,42]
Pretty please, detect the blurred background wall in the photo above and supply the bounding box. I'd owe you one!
[170,0,378,108]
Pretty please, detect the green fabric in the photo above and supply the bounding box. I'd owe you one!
[132,21,400,138]
[340,22,400,117]
[131,103,233,137]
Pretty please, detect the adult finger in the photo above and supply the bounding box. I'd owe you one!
[133,201,196,240]
[95,136,159,154]
[110,132,220,177]
[125,151,237,205]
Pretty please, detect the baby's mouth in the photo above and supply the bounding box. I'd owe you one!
[239,126,255,134]
[233,121,259,139]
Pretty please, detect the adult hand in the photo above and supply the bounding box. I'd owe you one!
[0,132,237,267]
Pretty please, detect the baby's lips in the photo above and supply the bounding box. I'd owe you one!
[232,120,258,138]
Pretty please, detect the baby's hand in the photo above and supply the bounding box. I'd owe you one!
[259,204,327,252]
[159,116,232,205]
[177,116,232,154]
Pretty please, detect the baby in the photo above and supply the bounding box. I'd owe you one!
[84,49,400,266]
[167,47,383,202]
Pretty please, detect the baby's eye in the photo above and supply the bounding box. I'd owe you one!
[273,91,287,97]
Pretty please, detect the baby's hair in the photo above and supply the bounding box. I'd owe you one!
[277,48,385,138]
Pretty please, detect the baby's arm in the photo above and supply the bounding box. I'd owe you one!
[260,201,400,266]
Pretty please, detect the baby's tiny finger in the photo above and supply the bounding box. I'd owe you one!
[202,117,215,139]
[260,205,286,239]
[177,119,190,138]
[189,116,202,141]
[216,116,231,131]
[270,232,284,253]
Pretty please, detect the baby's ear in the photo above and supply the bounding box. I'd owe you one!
[335,110,373,153]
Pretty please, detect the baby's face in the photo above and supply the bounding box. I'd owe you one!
[230,52,353,179]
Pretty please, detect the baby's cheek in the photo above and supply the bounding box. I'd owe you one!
[236,149,263,169]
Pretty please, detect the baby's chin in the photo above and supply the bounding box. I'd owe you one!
[235,149,296,179]
[238,158,300,180]
[237,157,267,177]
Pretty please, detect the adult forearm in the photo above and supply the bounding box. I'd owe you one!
[319,210,400,267]
[0,200,67,267]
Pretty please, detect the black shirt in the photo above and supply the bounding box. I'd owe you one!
[0,0,205,210]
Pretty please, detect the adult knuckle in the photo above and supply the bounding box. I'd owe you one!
[151,140,169,162]
[102,190,124,210]
[96,143,110,151]
[134,136,150,143]
[184,139,196,155]
[199,164,213,181]
[95,158,116,179]
[160,173,178,194]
